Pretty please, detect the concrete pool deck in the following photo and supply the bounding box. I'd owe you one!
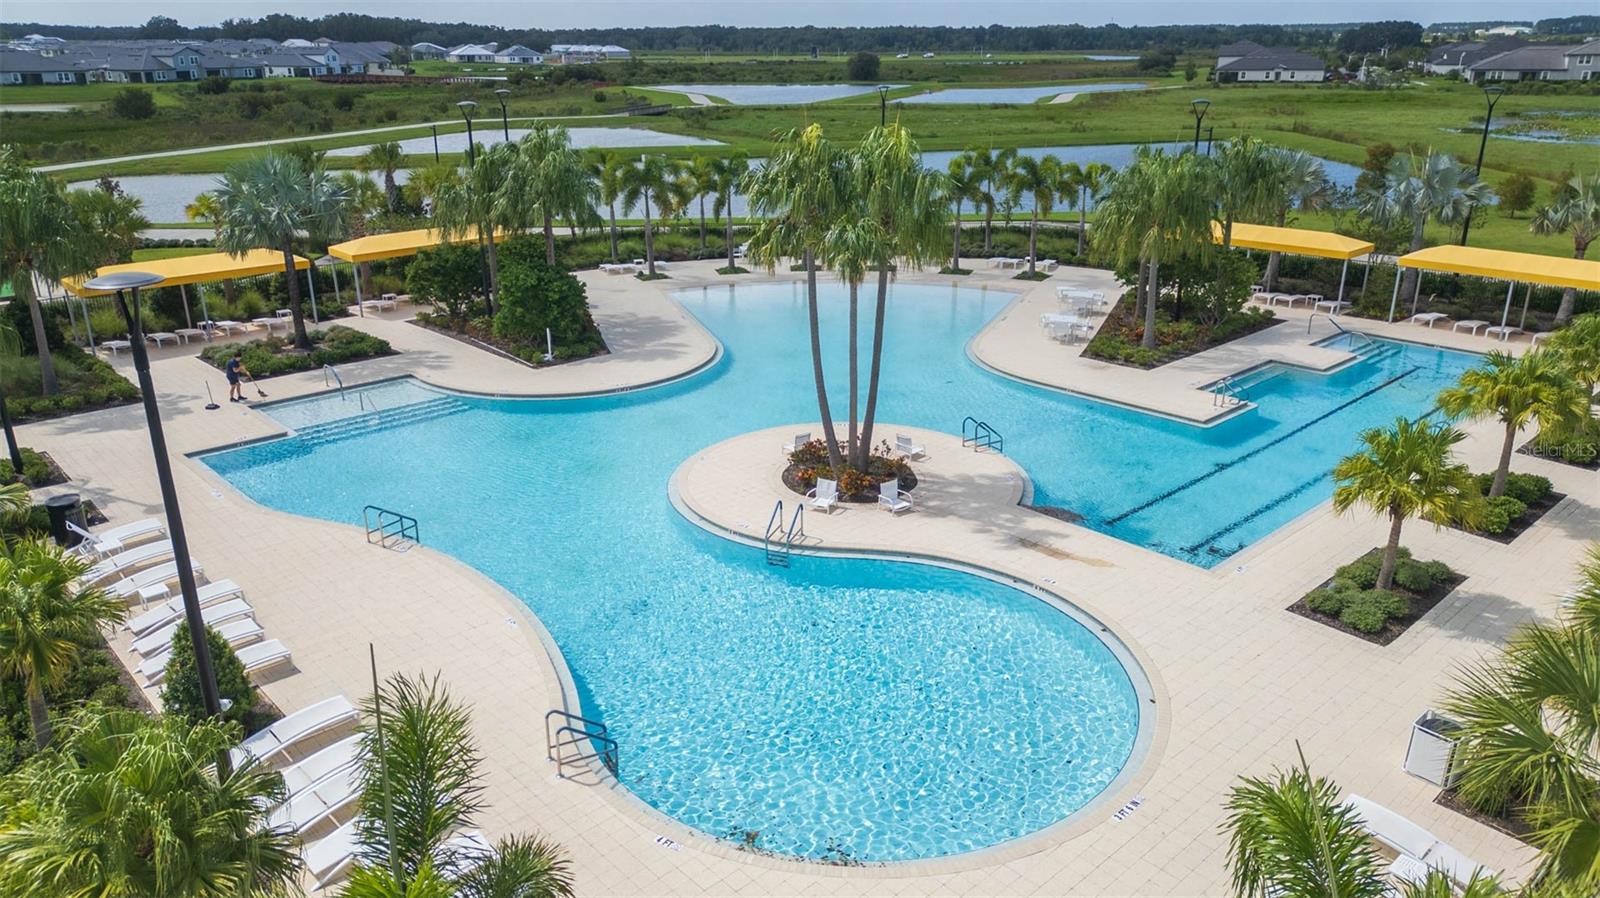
[23,258,1597,894]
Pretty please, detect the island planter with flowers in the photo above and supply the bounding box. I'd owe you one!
[781,439,918,502]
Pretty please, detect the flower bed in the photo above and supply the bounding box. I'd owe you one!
[780,439,918,502]
[1287,548,1465,646]
[197,326,394,379]
[1083,294,1278,369]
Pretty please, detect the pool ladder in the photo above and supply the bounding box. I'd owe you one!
[545,709,618,778]
[363,504,420,549]
[325,364,377,412]
[1211,376,1244,408]
[764,499,804,567]
[961,416,1005,453]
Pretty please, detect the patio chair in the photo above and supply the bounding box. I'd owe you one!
[145,332,182,348]
[878,477,913,514]
[138,618,264,684]
[1409,312,1449,327]
[105,559,204,602]
[127,579,245,637]
[1484,325,1522,342]
[266,764,360,834]
[232,695,359,767]
[279,734,362,798]
[79,539,175,586]
[234,638,293,678]
[781,432,811,455]
[807,478,839,514]
[1452,319,1489,336]
[895,434,926,459]
[67,517,165,559]
[130,597,254,657]
[101,339,132,356]
[304,818,362,890]
[1342,794,1495,889]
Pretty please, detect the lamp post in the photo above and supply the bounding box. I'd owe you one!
[494,88,511,142]
[457,100,478,164]
[84,271,225,737]
[877,84,890,127]
[1460,85,1505,247]
[430,124,439,163]
[1189,98,1210,153]
[1205,126,1215,156]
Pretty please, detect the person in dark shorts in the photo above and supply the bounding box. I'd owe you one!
[226,352,250,402]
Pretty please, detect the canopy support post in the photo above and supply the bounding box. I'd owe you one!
[353,263,365,317]
[196,283,211,329]
[1359,256,1372,300]
[1336,259,1350,304]
[307,265,319,325]
[179,284,192,329]
[1387,265,1403,322]
[1410,273,1424,316]
[1500,281,1515,329]
[331,263,342,304]
[1519,284,1532,330]
[81,295,96,353]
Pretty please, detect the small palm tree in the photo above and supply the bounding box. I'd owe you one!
[688,154,717,255]
[455,835,575,898]
[946,152,981,271]
[1530,172,1600,325]
[1332,417,1480,590]
[504,124,600,265]
[1074,162,1113,258]
[1564,543,1600,636]
[1261,150,1331,291]
[0,145,96,396]
[1361,150,1495,305]
[1438,350,1590,498]
[620,155,686,278]
[215,150,349,349]
[1222,748,1389,898]
[1004,154,1059,278]
[0,537,124,748]
[594,152,629,262]
[434,142,515,313]
[360,140,406,211]
[1212,136,1281,250]
[408,161,461,216]
[1545,313,1600,398]
[185,191,238,302]
[709,153,749,271]
[0,708,302,897]
[69,185,150,267]
[967,145,1017,253]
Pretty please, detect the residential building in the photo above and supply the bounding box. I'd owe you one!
[0,47,82,84]
[411,42,449,59]
[1215,40,1265,68]
[494,45,544,65]
[446,44,498,63]
[1465,41,1599,82]
[549,43,629,63]
[1423,37,1525,75]
[1214,46,1326,83]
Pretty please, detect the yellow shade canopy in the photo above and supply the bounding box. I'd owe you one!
[325,227,507,263]
[1397,244,1600,292]
[1213,222,1375,261]
[65,249,309,297]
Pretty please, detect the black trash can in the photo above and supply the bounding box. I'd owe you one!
[44,493,86,548]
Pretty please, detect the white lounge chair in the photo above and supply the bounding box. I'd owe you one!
[280,734,363,798]
[878,477,913,514]
[304,818,362,889]
[126,579,245,637]
[138,618,263,684]
[130,598,254,657]
[807,478,839,514]
[1343,794,1494,888]
[267,764,361,834]
[895,434,926,459]
[100,339,132,356]
[106,559,204,602]
[233,695,359,768]
[1037,258,1059,272]
[235,638,293,678]
[67,517,165,559]
[1452,319,1488,335]
[1410,312,1449,327]
[781,432,811,455]
[444,831,496,875]
[79,539,174,585]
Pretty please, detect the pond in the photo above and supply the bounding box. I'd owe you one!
[324,126,724,158]
[646,83,905,104]
[896,83,1148,104]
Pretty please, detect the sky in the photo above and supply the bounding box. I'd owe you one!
[3,0,1592,29]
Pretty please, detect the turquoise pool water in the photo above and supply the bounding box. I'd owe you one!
[201,282,1477,860]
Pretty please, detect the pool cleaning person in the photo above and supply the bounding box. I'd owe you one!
[226,352,250,402]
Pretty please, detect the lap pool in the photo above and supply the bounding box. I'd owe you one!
[200,282,1476,861]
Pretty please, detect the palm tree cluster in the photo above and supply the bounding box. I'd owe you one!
[942,146,1113,273]
[1359,149,1496,304]
[744,123,950,472]
[1530,172,1600,326]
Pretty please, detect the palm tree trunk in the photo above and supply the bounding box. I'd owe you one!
[858,267,891,469]
[725,215,735,271]
[1377,507,1406,590]
[1398,220,1426,304]
[643,192,657,277]
[1133,260,1148,321]
[608,202,618,262]
[1141,258,1160,350]
[385,171,397,210]
[27,687,51,749]
[983,203,993,253]
[23,281,59,396]
[848,281,859,463]
[805,250,844,471]
[543,210,556,266]
[1077,187,1087,258]
[1554,287,1577,326]
[1490,422,1517,498]
[1027,213,1038,276]
[698,195,707,255]
[1263,210,1288,290]
[485,237,500,315]
[951,199,963,271]
[282,244,311,350]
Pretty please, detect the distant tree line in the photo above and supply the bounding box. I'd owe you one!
[0,14,1372,53]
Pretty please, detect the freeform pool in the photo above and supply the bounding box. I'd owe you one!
[201,283,1475,860]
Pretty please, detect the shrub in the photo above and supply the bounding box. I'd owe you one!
[1529,425,1598,466]
[198,326,393,377]
[1306,587,1348,615]
[847,51,881,81]
[161,625,256,725]
[1392,558,1438,592]
[1478,495,1528,535]
[1340,589,1409,633]
[4,296,67,354]
[407,243,483,326]
[110,87,157,120]
[196,75,231,95]
[788,439,828,466]
[492,254,598,354]
[0,447,54,485]
[1503,473,1552,505]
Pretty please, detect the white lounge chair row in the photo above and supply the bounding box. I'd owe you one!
[1408,312,1541,343]
[989,257,1058,271]
[1342,794,1495,889]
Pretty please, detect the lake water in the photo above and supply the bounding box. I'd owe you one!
[325,126,723,158]
[896,83,1148,104]
[1080,55,1138,61]
[648,84,905,104]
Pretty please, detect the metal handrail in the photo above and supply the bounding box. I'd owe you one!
[323,364,345,394]
[764,500,791,566]
[1211,376,1244,408]
[362,504,419,547]
[961,416,1005,452]
[786,502,804,548]
[1307,312,1349,335]
[545,709,618,777]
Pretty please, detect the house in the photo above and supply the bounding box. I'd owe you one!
[0,48,82,84]
[1215,40,1266,68]
[1483,25,1533,37]
[446,44,497,63]
[494,45,543,65]
[1466,43,1582,82]
[601,44,630,60]
[411,42,448,59]
[327,42,394,74]
[548,43,628,63]
[199,53,262,79]
[1567,39,1600,82]
[258,52,331,78]
[1214,47,1325,83]
[1423,37,1524,75]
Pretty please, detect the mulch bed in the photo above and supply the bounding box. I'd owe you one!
[1286,548,1468,646]
[1433,790,1535,844]
[1451,490,1567,544]
[23,451,71,488]
[1082,296,1283,370]
[781,462,918,504]
[409,319,607,370]
[1518,439,1599,471]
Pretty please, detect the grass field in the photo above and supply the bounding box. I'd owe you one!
[132,246,218,261]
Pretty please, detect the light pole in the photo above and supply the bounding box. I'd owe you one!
[1460,85,1505,247]
[494,88,511,142]
[430,124,439,163]
[1205,126,1215,156]
[1189,98,1210,153]
[457,100,478,164]
[84,272,225,738]
[877,84,890,127]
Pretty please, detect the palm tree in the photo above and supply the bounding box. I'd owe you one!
[0,145,96,397]
[335,171,386,300]
[0,708,302,898]
[69,185,150,266]
[408,161,460,217]
[688,154,717,256]
[1212,136,1281,251]
[968,145,1017,253]
[1546,313,1600,398]
[1361,150,1495,305]
[822,207,877,463]
[505,124,600,266]
[1261,150,1332,291]
[709,153,749,271]
[619,155,686,279]
[1331,417,1480,590]
[1223,749,1389,898]
[746,125,851,470]
[945,152,981,271]
[1438,350,1590,498]
[854,124,950,468]
[214,150,350,349]
[184,191,238,302]
[1530,172,1599,325]
[360,140,406,211]
[1565,544,1600,638]
[0,537,123,748]
[1004,154,1059,278]
[434,142,515,313]
[0,320,30,474]
[455,834,575,898]
[594,152,629,263]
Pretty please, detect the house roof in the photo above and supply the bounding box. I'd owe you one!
[1428,37,1524,66]
[1468,44,1571,72]
[496,45,541,56]
[412,42,448,51]
[0,49,74,72]
[255,52,327,68]
[1566,39,1600,56]
[1216,48,1324,72]
[448,44,497,56]
[1216,40,1266,56]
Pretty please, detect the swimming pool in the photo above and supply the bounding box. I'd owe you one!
[200,282,1476,860]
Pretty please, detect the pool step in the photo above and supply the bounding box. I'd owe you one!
[293,396,468,447]
[1228,367,1286,400]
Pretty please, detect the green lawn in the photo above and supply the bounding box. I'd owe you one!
[132,246,217,261]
